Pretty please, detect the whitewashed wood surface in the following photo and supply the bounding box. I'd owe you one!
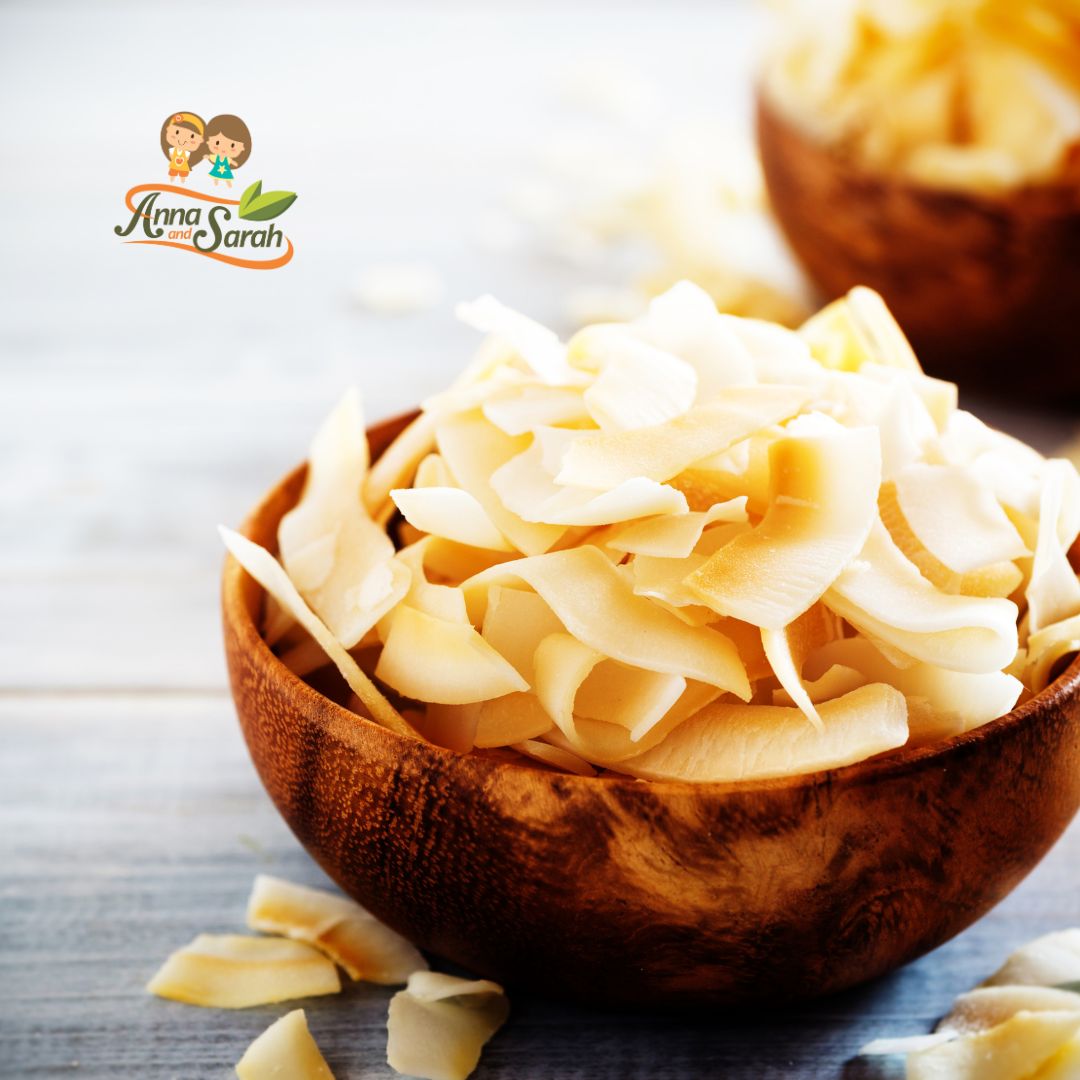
[1,2,1078,1077]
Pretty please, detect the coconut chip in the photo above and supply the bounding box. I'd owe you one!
[859,927,1080,1077]
[246,874,426,984]
[386,972,510,1080]
[235,1009,336,1080]
[147,933,340,1009]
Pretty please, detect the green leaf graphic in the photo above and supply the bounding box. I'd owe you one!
[238,189,298,221]
[238,180,263,216]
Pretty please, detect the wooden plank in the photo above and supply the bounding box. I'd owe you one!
[1,694,1077,1078]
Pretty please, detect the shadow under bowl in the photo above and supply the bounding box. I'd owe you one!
[223,410,1080,1007]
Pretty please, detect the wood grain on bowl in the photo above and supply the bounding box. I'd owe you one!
[756,92,1080,401]
[222,412,1080,1008]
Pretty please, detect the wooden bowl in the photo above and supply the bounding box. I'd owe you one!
[222,410,1080,1007]
[756,90,1080,403]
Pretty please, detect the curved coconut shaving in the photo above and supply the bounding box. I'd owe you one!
[278,390,409,648]
[464,547,750,698]
[891,463,1030,573]
[607,498,748,558]
[685,423,882,629]
[390,486,512,551]
[375,605,528,705]
[827,523,1021,673]
[612,684,909,782]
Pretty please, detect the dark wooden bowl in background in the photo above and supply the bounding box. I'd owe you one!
[756,91,1080,403]
[222,411,1080,1007]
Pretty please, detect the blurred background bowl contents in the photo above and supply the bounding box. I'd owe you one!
[757,0,1080,400]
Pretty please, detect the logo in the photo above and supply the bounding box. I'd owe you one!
[114,111,297,269]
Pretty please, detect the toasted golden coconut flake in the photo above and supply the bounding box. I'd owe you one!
[938,986,1080,1036]
[235,1009,336,1080]
[807,636,1022,744]
[480,586,564,682]
[512,738,596,777]
[772,664,866,708]
[879,481,1025,598]
[436,413,566,555]
[386,971,510,1080]
[906,1011,1080,1080]
[377,541,471,643]
[391,486,513,552]
[611,684,908,783]
[414,452,454,488]
[686,423,881,629]
[246,875,426,984]
[456,294,584,386]
[415,701,481,753]
[481,384,590,435]
[826,523,1020,674]
[607,498,748,558]
[760,603,845,730]
[221,527,418,739]
[279,390,410,648]
[556,385,811,489]
[890,464,1029,573]
[147,933,340,1009]
[1027,460,1080,634]
[471,693,554,748]
[492,436,689,526]
[376,605,528,705]
[632,281,756,394]
[363,410,439,518]
[569,324,698,430]
[532,632,687,755]
[465,547,750,697]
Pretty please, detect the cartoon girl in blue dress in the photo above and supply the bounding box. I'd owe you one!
[204,114,252,188]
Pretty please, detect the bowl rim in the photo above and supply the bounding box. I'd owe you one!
[222,413,1080,799]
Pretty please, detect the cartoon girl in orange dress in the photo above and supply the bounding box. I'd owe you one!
[204,115,252,189]
[161,112,206,184]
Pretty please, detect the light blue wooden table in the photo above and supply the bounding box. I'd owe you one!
[1,3,1077,1076]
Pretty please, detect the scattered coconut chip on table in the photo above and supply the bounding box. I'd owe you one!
[908,1011,1080,1080]
[939,986,1080,1036]
[246,874,426,984]
[985,930,1080,988]
[235,1009,336,1080]
[146,933,341,1009]
[858,928,1080,1078]
[386,972,510,1080]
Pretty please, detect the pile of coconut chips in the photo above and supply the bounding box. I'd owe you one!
[764,0,1080,193]
[222,280,1080,782]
